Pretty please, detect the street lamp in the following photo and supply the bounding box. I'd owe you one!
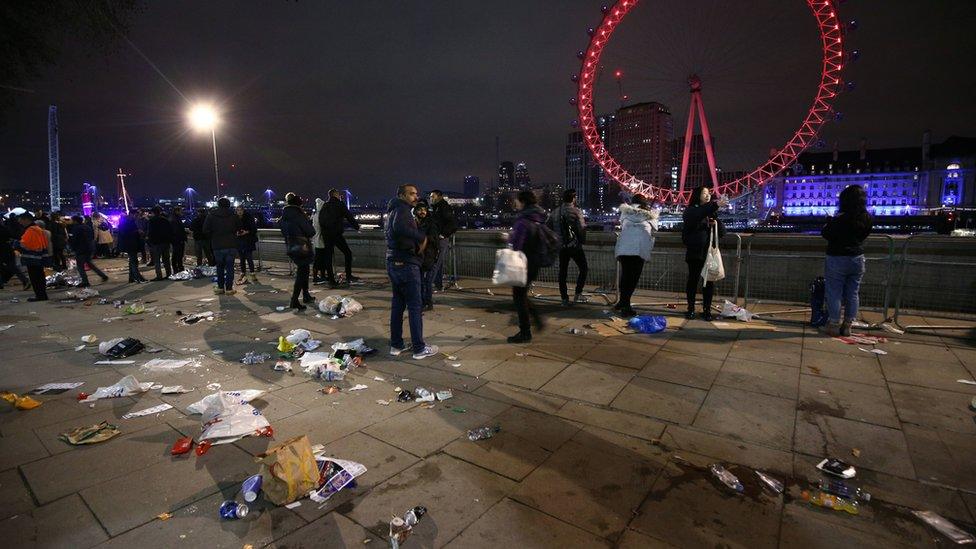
[188,104,220,199]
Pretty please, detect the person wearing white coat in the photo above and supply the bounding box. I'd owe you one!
[311,197,328,284]
[614,195,659,317]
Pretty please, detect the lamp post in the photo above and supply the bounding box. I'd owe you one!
[188,104,220,199]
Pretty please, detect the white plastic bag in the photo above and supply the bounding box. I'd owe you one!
[186,389,267,415]
[339,297,363,316]
[195,391,270,445]
[285,329,312,345]
[720,300,753,322]
[81,375,153,402]
[98,337,125,356]
[701,224,725,283]
[492,248,528,287]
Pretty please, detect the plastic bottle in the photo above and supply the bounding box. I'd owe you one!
[709,464,744,493]
[467,426,499,441]
[817,479,871,502]
[801,490,859,515]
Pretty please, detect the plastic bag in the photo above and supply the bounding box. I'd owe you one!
[258,435,320,505]
[186,389,266,415]
[492,248,527,287]
[81,375,153,402]
[628,315,667,334]
[701,224,725,283]
[318,295,343,315]
[193,391,270,445]
[339,297,363,316]
[720,300,754,322]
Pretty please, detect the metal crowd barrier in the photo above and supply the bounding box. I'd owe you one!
[252,228,976,332]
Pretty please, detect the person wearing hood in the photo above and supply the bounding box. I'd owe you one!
[203,197,243,294]
[385,184,438,360]
[312,196,327,284]
[279,193,316,310]
[682,186,727,321]
[551,189,588,307]
[507,190,548,343]
[318,188,361,287]
[614,195,659,317]
[117,213,147,283]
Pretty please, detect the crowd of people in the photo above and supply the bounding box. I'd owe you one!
[1,183,872,353]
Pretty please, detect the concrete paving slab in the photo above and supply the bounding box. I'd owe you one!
[0,428,49,472]
[481,354,571,391]
[473,382,567,414]
[363,405,494,457]
[794,413,915,479]
[660,425,795,478]
[902,425,976,493]
[616,528,680,548]
[714,357,799,399]
[611,377,707,424]
[693,385,796,450]
[580,338,660,370]
[799,374,901,428]
[2,493,109,548]
[512,439,657,540]
[445,498,611,548]
[727,339,803,367]
[779,502,934,549]
[539,360,635,406]
[0,468,36,520]
[265,512,372,548]
[491,405,579,452]
[555,401,666,441]
[637,348,724,389]
[444,431,551,481]
[889,382,976,434]
[800,348,887,386]
[570,425,670,465]
[344,453,516,547]
[880,356,976,394]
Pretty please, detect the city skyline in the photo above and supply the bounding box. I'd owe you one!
[1,1,974,203]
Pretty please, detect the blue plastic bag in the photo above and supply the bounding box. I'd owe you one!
[629,315,667,334]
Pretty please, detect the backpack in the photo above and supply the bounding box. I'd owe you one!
[531,221,560,268]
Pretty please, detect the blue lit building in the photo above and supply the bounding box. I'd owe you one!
[759,135,976,217]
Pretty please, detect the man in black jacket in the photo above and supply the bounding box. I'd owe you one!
[428,190,457,291]
[169,206,188,273]
[50,212,69,271]
[69,215,109,287]
[318,188,360,287]
[146,206,173,280]
[551,189,588,306]
[203,197,243,294]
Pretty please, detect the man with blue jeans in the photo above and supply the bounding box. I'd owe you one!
[386,184,438,359]
[428,190,457,292]
[203,197,243,295]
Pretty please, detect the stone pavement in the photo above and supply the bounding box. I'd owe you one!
[1,259,975,548]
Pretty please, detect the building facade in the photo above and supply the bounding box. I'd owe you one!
[609,102,674,191]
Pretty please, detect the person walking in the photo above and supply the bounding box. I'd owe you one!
[14,213,50,301]
[190,208,213,266]
[49,212,68,271]
[682,186,727,321]
[614,195,659,317]
[0,220,29,290]
[318,188,360,287]
[169,206,188,273]
[203,197,243,295]
[428,190,457,291]
[279,193,315,310]
[822,185,872,336]
[68,215,109,287]
[117,213,147,283]
[507,190,548,343]
[236,205,259,283]
[386,184,438,359]
[146,206,173,281]
[551,189,588,307]
[414,201,439,311]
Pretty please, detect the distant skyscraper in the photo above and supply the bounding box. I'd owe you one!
[609,102,674,192]
[514,162,531,189]
[565,113,616,210]
[498,161,515,189]
[464,175,481,198]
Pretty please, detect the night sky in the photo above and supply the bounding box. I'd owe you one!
[1,0,974,203]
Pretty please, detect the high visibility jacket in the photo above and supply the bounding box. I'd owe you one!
[20,225,49,252]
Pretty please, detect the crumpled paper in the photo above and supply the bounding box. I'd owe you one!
[59,421,121,445]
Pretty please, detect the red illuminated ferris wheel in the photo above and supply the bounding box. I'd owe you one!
[575,0,848,204]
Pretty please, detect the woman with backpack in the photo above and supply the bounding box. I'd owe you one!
[821,185,872,336]
[506,190,550,343]
[682,186,727,321]
[614,194,659,318]
[414,201,439,312]
[279,193,316,311]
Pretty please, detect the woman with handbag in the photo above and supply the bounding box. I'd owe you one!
[681,186,727,321]
[279,193,316,311]
[614,194,659,318]
[506,190,548,343]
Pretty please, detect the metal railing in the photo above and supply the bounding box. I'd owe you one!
[252,228,976,332]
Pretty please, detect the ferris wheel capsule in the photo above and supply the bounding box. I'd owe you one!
[576,50,586,59]
[570,74,579,83]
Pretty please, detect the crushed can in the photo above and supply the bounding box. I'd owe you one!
[219,500,249,520]
[241,474,262,502]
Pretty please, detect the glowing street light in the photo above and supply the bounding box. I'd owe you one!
[188,103,221,198]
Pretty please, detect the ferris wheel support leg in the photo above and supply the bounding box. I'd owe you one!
[696,93,721,193]
[677,93,697,195]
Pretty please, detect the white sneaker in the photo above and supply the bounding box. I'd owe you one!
[390,346,409,356]
[411,345,439,360]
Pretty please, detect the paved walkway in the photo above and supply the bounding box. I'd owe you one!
[1,259,974,548]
